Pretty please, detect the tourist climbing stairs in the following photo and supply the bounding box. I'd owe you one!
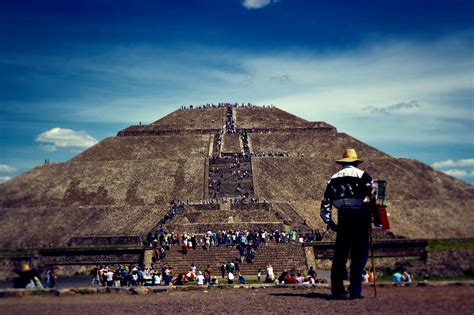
[208,157,254,198]
[147,242,307,276]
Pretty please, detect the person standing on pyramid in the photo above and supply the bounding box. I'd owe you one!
[320,148,374,299]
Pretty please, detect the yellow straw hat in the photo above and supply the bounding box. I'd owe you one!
[336,148,363,164]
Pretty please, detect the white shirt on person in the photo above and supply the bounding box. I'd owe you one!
[196,275,205,285]
[154,274,161,285]
[106,271,114,282]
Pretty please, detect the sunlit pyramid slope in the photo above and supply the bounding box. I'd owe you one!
[0,104,473,249]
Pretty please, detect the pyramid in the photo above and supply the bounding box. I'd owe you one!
[0,104,473,250]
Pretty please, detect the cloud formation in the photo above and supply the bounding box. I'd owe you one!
[432,158,474,180]
[2,34,472,185]
[442,169,474,177]
[0,164,16,173]
[242,0,273,9]
[36,128,98,151]
[362,100,420,114]
[270,74,291,82]
[0,176,12,183]
[432,158,474,168]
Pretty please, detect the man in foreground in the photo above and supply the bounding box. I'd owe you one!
[320,148,374,299]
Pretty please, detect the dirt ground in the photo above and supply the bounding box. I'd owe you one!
[0,285,473,315]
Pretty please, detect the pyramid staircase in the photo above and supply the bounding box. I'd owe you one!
[146,242,307,276]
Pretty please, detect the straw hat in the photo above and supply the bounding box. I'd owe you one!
[336,148,363,164]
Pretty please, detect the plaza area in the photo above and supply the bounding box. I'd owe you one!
[0,284,472,314]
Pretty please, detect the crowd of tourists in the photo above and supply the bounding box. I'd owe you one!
[158,201,185,225]
[226,105,236,133]
[89,261,322,288]
[178,103,276,110]
[241,129,250,153]
[90,262,242,287]
[91,264,176,287]
[214,130,224,155]
[147,229,325,263]
[251,151,289,157]
[209,155,253,196]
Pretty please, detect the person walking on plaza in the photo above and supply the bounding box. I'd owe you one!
[320,148,374,300]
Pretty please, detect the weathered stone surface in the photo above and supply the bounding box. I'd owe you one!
[0,105,472,274]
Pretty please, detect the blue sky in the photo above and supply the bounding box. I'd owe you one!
[0,0,473,183]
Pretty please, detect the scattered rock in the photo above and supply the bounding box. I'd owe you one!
[130,287,148,295]
[55,289,76,297]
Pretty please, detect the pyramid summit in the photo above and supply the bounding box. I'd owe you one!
[0,103,473,251]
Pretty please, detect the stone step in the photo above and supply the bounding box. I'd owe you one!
[146,244,308,275]
[209,179,253,185]
[208,191,254,199]
[209,158,251,165]
[209,184,253,192]
[181,210,279,224]
[209,168,252,173]
[164,222,286,234]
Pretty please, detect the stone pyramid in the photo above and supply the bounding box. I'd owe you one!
[0,104,472,249]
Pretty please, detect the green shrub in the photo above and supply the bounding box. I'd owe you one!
[428,239,474,251]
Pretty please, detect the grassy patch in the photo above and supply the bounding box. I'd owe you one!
[427,239,474,251]
[426,275,474,281]
[31,289,46,296]
[78,288,95,294]
[244,279,264,284]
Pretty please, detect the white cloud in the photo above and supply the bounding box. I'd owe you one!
[39,144,57,152]
[242,0,272,9]
[432,158,474,181]
[0,164,16,173]
[442,169,474,178]
[35,127,98,151]
[0,176,12,183]
[270,74,291,82]
[7,34,472,149]
[362,100,420,114]
[432,158,474,168]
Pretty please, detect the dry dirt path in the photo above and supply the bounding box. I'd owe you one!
[0,285,473,314]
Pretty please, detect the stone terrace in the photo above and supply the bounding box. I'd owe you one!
[152,107,227,130]
[0,157,207,248]
[235,107,309,129]
[161,202,310,234]
[1,103,473,255]
[73,135,212,161]
[0,159,205,208]
[249,131,389,159]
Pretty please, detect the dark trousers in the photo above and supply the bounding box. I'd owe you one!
[331,208,370,298]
